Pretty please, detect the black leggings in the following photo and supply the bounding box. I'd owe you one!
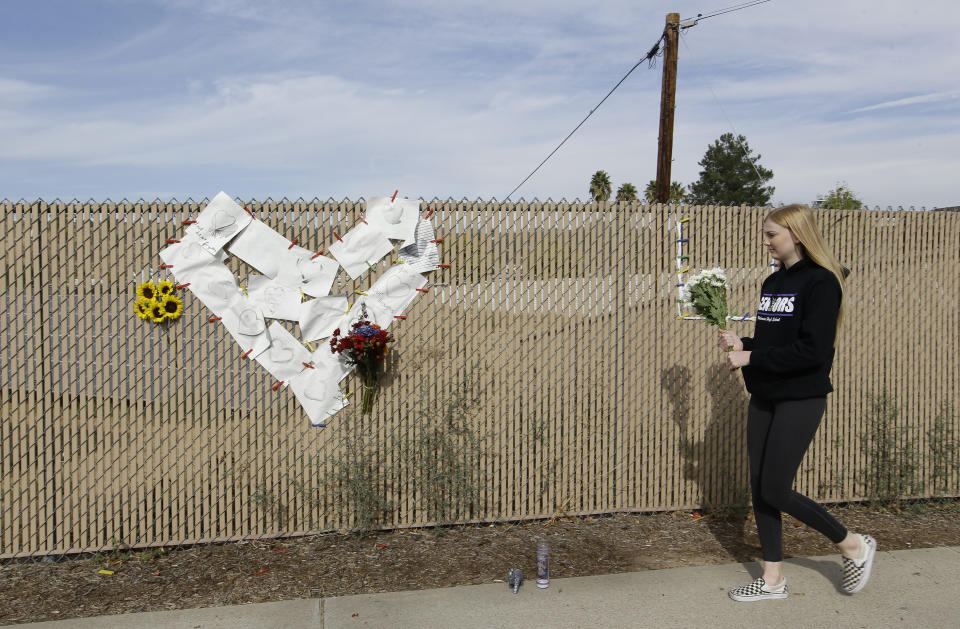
[748,396,847,562]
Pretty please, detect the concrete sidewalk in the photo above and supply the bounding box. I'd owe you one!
[15,546,959,628]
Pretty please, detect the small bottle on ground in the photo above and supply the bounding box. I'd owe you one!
[536,540,549,588]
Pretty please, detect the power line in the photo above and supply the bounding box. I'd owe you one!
[503,35,665,201]
[682,0,772,25]
[678,28,770,190]
[503,0,774,201]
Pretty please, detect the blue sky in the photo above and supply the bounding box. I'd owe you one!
[1,0,957,207]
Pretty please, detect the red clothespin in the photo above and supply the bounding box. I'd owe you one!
[311,250,324,259]
[208,317,222,323]
[158,264,173,269]
[416,288,430,293]
[165,239,181,244]
[361,217,368,225]
[438,264,451,269]
[182,219,196,225]
[426,207,434,219]
[391,189,398,202]
[254,569,269,576]
[272,381,284,391]
[288,238,299,249]
[176,283,190,289]
[242,349,253,359]
[302,362,315,369]
[394,315,407,320]
[430,238,443,243]
[333,232,343,242]
[245,207,255,218]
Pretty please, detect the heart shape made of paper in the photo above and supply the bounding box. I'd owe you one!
[269,342,295,365]
[304,379,329,402]
[237,308,264,335]
[213,210,238,237]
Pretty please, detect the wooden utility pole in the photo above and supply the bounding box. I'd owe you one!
[655,13,680,204]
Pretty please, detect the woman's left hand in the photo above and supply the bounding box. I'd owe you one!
[726,350,751,370]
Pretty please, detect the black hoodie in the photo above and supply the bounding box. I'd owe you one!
[740,258,842,401]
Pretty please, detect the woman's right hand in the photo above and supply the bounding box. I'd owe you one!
[717,329,743,352]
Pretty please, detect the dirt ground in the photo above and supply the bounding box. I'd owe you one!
[1,501,958,625]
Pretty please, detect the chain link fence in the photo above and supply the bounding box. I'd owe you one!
[1,199,958,558]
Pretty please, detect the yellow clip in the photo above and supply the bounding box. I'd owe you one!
[240,284,248,296]
[393,258,405,264]
[98,569,114,575]
[679,266,690,274]
[305,340,315,352]
[345,390,354,399]
[354,290,368,296]
[299,287,306,301]
[678,217,691,224]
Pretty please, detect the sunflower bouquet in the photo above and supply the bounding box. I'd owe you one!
[329,307,393,414]
[679,267,729,329]
[133,280,184,324]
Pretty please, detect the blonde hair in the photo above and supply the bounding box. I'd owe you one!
[765,204,846,329]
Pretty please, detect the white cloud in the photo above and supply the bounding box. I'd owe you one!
[1,0,959,207]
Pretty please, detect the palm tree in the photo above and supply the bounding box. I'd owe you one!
[616,182,639,203]
[644,179,687,204]
[589,170,612,202]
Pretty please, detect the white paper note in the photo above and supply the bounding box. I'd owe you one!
[255,321,311,383]
[367,263,428,316]
[288,369,348,426]
[220,301,271,358]
[186,191,252,255]
[299,295,350,342]
[311,339,356,383]
[158,232,229,282]
[365,196,421,243]
[328,223,394,280]
[227,220,292,278]
[396,218,441,272]
[246,275,304,321]
[275,245,339,297]
[186,262,243,315]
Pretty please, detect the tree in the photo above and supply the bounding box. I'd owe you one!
[644,180,687,204]
[686,133,774,206]
[589,170,612,202]
[616,182,639,203]
[813,182,864,210]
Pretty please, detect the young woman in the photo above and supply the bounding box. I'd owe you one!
[718,204,875,602]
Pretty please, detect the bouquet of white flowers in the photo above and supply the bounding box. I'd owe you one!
[679,267,729,329]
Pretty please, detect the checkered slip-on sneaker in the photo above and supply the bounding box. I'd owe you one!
[841,534,877,594]
[728,576,788,602]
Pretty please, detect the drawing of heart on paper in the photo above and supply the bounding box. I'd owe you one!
[209,279,237,302]
[264,287,285,314]
[212,210,238,238]
[382,203,404,225]
[304,379,328,402]
[237,307,265,335]
[369,264,427,314]
[288,369,347,426]
[268,341,295,365]
[219,302,270,358]
[253,321,312,383]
